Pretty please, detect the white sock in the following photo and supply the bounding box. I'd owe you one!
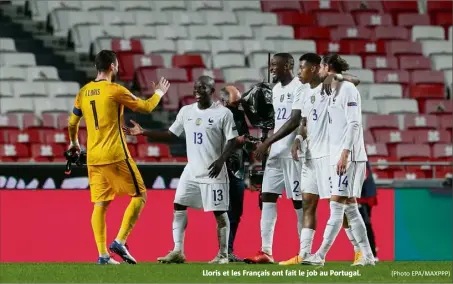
[344,203,374,258]
[295,208,303,239]
[261,202,277,255]
[344,227,360,253]
[173,210,187,253]
[216,212,230,256]
[299,228,315,257]
[317,201,345,259]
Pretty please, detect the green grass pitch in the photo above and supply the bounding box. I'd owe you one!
[1,262,452,283]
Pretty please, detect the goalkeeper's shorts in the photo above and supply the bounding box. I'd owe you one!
[88,158,146,203]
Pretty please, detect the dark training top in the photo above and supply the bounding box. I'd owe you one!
[226,106,250,180]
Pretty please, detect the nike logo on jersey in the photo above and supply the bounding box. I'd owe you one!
[188,118,193,121]
[214,202,220,206]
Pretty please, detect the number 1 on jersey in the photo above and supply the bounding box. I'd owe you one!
[90,100,99,130]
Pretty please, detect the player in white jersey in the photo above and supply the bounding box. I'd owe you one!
[302,53,375,266]
[123,76,238,264]
[280,53,361,265]
[245,53,306,264]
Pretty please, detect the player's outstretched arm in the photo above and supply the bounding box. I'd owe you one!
[122,120,178,141]
[113,77,170,113]
[342,73,360,86]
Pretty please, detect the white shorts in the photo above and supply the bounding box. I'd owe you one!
[262,157,303,200]
[301,156,331,199]
[174,168,229,212]
[330,161,366,198]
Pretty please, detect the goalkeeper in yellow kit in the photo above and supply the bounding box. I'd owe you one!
[67,50,170,265]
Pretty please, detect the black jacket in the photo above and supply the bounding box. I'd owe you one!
[226,106,249,180]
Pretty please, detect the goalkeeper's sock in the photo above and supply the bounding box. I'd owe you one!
[261,202,277,255]
[216,212,230,256]
[91,205,108,257]
[115,197,146,244]
[173,210,187,252]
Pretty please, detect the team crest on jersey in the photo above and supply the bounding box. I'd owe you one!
[287,93,291,100]
[311,95,315,104]
[280,94,284,102]
[195,118,202,126]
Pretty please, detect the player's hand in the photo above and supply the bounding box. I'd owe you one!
[336,150,349,175]
[67,142,80,155]
[152,77,170,95]
[208,159,224,178]
[122,120,143,136]
[322,74,336,96]
[254,141,270,161]
[249,184,260,192]
[291,140,301,161]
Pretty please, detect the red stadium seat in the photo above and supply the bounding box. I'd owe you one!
[432,143,453,160]
[372,169,393,179]
[411,70,445,85]
[412,130,451,144]
[261,1,301,12]
[294,27,330,40]
[43,130,68,144]
[172,55,205,68]
[137,68,188,96]
[374,130,413,144]
[342,1,384,14]
[355,13,393,27]
[0,114,19,129]
[22,113,41,129]
[433,12,453,27]
[117,53,136,81]
[374,26,409,41]
[404,114,438,130]
[8,129,41,144]
[427,1,453,13]
[301,0,342,13]
[365,56,398,70]
[180,96,196,106]
[40,113,60,129]
[440,116,452,131]
[111,39,143,54]
[177,82,193,98]
[316,13,355,27]
[331,27,372,40]
[364,130,375,143]
[409,85,445,113]
[57,113,86,130]
[365,144,389,162]
[30,143,64,162]
[348,40,386,55]
[137,143,172,161]
[366,114,399,131]
[394,170,427,180]
[374,70,410,85]
[425,100,453,115]
[382,1,418,14]
[276,12,315,26]
[133,54,165,71]
[127,144,137,158]
[316,40,350,54]
[125,135,147,145]
[191,68,225,83]
[78,129,87,145]
[161,87,179,111]
[398,55,431,70]
[386,40,422,55]
[396,144,431,160]
[397,13,430,27]
[369,156,401,172]
[0,144,29,162]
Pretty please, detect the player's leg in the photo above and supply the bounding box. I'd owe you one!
[343,214,361,264]
[303,164,350,266]
[360,204,377,257]
[344,162,375,266]
[158,171,202,264]
[105,159,146,264]
[201,183,230,264]
[227,175,245,262]
[88,165,119,265]
[244,158,283,264]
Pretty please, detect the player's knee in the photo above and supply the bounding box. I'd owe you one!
[137,191,147,202]
[174,203,187,211]
[344,203,360,221]
[292,199,303,209]
[330,195,347,204]
[261,192,278,202]
[94,201,111,208]
[214,211,228,227]
[342,214,349,228]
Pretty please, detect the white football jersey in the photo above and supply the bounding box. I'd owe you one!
[269,77,307,159]
[169,102,238,183]
[301,83,329,159]
[327,81,367,165]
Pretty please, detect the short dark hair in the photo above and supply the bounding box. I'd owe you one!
[95,50,117,72]
[321,53,349,73]
[197,75,215,89]
[274,52,294,69]
[299,53,321,65]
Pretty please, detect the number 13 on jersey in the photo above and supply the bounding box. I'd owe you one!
[193,132,203,144]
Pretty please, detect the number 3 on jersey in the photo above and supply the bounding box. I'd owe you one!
[193,132,203,144]
[312,109,318,121]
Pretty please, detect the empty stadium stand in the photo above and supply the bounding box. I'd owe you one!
[0,0,451,179]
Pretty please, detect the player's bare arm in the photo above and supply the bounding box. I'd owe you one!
[67,113,81,153]
[254,109,302,161]
[208,138,237,178]
[122,120,179,141]
[322,73,360,96]
[291,117,307,161]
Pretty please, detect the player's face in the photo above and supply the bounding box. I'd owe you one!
[298,60,317,84]
[269,56,285,83]
[193,80,213,104]
[318,63,329,81]
[111,59,119,82]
